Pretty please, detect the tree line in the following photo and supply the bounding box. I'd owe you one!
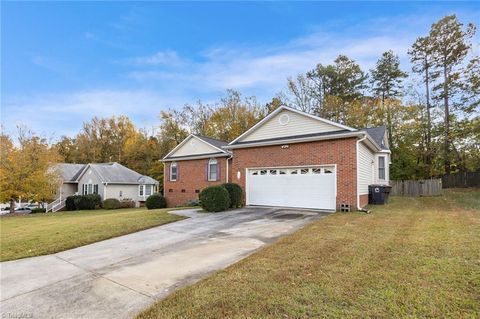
[1,14,478,207]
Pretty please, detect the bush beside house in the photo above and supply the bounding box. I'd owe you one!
[65,194,100,211]
[103,198,121,210]
[221,183,243,208]
[199,186,231,212]
[146,193,167,209]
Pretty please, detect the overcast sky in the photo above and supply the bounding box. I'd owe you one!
[2,1,479,139]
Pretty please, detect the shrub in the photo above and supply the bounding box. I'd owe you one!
[86,194,102,208]
[221,183,243,208]
[74,195,96,210]
[65,195,96,211]
[119,199,135,209]
[146,193,167,210]
[65,196,76,211]
[103,198,121,210]
[31,208,46,214]
[199,186,231,212]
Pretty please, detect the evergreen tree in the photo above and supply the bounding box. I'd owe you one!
[370,50,408,147]
[409,37,434,176]
[428,14,476,173]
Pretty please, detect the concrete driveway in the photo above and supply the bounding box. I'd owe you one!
[0,207,330,319]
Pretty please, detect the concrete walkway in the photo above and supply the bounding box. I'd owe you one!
[0,207,329,319]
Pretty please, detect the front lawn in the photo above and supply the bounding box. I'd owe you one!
[138,188,480,318]
[0,208,186,261]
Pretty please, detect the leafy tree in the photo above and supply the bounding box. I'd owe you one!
[370,50,408,147]
[205,90,265,141]
[429,14,476,173]
[286,74,319,113]
[0,128,61,213]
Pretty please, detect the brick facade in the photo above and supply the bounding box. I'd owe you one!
[230,138,358,210]
[164,157,230,207]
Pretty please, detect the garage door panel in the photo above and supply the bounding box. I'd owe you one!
[247,167,336,210]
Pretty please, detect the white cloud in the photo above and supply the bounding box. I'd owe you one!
[127,10,479,98]
[5,9,479,138]
[131,50,187,67]
[1,90,183,139]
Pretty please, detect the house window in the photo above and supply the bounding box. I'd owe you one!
[88,184,92,194]
[170,162,177,181]
[93,184,98,195]
[208,158,218,181]
[119,190,123,197]
[145,185,152,196]
[378,156,386,180]
[82,184,87,195]
[139,185,144,196]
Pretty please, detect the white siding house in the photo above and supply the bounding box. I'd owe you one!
[51,162,159,211]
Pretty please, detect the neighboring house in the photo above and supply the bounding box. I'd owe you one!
[50,162,159,211]
[162,106,390,211]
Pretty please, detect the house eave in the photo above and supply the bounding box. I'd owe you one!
[161,152,231,162]
[224,131,366,149]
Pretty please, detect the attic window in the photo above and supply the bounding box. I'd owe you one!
[278,114,290,126]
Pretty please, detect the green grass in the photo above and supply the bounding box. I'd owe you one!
[138,189,480,319]
[0,208,186,261]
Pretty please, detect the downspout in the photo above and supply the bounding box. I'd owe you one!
[356,133,368,211]
[226,154,233,183]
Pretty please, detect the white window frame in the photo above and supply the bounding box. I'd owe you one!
[145,184,152,196]
[139,185,145,196]
[170,162,177,181]
[378,156,386,180]
[208,158,218,181]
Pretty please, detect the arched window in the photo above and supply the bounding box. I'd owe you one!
[170,162,177,181]
[208,158,218,181]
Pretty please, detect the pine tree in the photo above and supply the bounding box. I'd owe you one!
[409,37,434,176]
[370,50,408,147]
[428,14,476,173]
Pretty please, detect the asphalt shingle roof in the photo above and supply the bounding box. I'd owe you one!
[363,126,388,150]
[88,163,159,184]
[54,163,87,182]
[193,134,229,149]
[54,162,158,184]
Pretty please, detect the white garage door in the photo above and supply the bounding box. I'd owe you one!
[247,166,336,210]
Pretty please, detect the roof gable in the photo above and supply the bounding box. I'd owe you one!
[230,106,356,145]
[163,134,229,160]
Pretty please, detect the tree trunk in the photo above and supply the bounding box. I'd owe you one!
[9,198,15,214]
[383,91,393,148]
[425,62,432,176]
[443,63,451,174]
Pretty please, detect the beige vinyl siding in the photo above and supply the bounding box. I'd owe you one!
[241,109,341,142]
[358,142,375,195]
[170,136,220,157]
[77,167,105,198]
[104,184,139,201]
[56,183,78,198]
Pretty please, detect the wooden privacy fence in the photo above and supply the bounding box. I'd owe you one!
[442,171,480,188]
[390,179,443,197]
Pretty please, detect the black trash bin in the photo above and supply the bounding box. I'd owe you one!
[368,184,392,205]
